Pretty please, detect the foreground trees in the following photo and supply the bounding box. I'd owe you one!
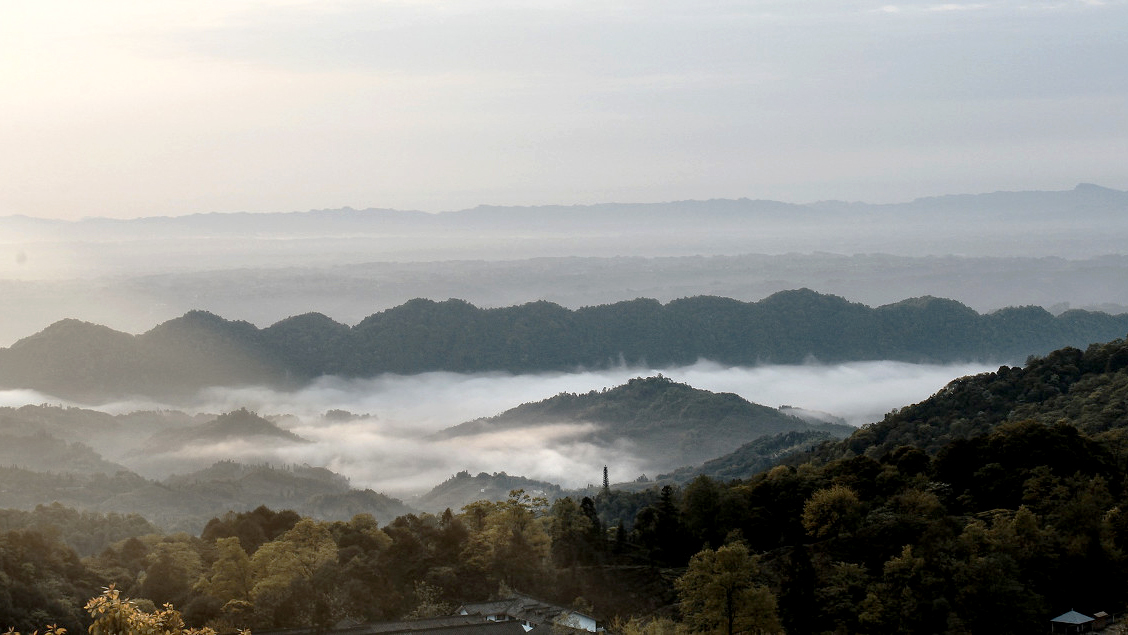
[675,542,780,635]
[5,585,217,635]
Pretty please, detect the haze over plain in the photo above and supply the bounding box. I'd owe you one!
[2,1,1126,219]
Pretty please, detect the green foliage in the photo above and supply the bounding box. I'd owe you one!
[0,528,105,631]
[657,430,838,484]
[675,543,780,635]
[248,518,339,627]
[838,337,1128,460]
[85,585,216,635]
[801,484,861,539]
[461,490,551,591]
[404,581,452,619]
[194,537,253,609]
[0,504,158,557]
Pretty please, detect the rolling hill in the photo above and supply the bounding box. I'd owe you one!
[437,375,855,471]
[1,291,1127,402]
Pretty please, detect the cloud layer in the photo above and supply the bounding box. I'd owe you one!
[20,360,995,497]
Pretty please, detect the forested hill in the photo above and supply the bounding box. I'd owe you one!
[3,290,1128,401]
[438,376,854,470]
[819,335,1128,463]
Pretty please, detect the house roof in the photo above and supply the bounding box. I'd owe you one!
[1051,610,1095,625]
[459,594,590,626]
[259,616,528,635]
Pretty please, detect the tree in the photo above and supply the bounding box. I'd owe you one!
[548,497,593,567]
[0,585,221,635]
[634,485,689,565]
[195,537,254,615]
[249,518,339,628]
[138,539,204,608]
[405,581,452,619]
[675,542,780,635]
[461,490,550,589]
[801,484,861,539]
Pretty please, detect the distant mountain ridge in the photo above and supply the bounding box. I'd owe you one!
[2,290,1127,401]
[4,183,1124,234]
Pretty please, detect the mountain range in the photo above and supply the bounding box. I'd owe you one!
[5,184,1125,248]
[2,290,1126,401]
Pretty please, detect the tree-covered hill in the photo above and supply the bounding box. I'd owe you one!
[0,459,412,533]
[136,407,309,454]
[655,429,839,484]
[0,503,159,557]
[828,335,1128,460]
[437,376,854,470]
[413,470,566,514]
[0,431,129,475]
[564,336,1128,633]
[1,291,1126,401]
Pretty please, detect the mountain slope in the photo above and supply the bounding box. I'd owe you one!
[656,429,838,484]
[138,408,309,453]
[826,335,1128,461]
[438,376,854,470]
[0,460,413,533]
[413,471,566,514]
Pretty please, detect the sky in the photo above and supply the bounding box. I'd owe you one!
[2,0,1126,220]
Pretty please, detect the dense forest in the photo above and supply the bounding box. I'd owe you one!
[7,335,1128,633]
[3,290,1128,400]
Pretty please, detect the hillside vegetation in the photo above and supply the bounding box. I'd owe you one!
[0,459,412,534]
[7,337,1128,633]
[439,375,853,470]
[2,290,1126,400]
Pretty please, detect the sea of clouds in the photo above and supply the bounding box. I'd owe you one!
[0,360,999,496]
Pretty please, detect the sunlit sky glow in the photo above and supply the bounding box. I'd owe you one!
[2,0,1126,220]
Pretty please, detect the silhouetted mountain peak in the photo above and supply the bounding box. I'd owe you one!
[197,408,308,442]
[11,319,132,349]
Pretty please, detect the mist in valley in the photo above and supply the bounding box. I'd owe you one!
[0,189,1120,503]
[0,359,995,499]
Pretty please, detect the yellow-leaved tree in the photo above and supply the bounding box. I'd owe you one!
[194,536,255,626]
[3,585,236,635]
[248,518,340,628]
[675,542,781,635]
[461,490,550,590]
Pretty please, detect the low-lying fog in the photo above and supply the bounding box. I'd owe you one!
[1,360,996,498]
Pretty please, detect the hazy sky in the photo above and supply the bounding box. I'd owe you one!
[2,0,1126,220]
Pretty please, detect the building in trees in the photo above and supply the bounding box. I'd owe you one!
[458,593,599,633]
